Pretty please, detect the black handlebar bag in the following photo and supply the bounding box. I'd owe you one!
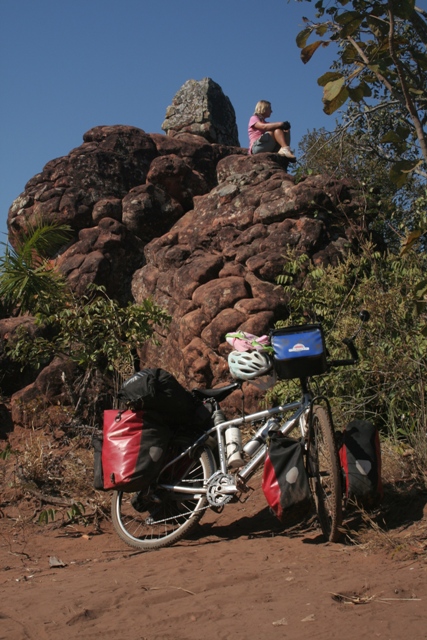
[271,324,327,380]
[262,432,311,520]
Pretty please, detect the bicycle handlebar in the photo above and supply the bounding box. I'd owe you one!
[327,337,359,369]
[326,310,369,369]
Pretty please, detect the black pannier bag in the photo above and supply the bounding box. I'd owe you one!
[338,419,383,505]
[270,324,327,380]
[119,368,212,428]
[262,432,311,520]
[92,433,104,490]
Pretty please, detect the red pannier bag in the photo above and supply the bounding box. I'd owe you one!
[262,432,311,520]
[101,409,172,492]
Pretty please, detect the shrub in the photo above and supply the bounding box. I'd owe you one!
[274,242,427,462]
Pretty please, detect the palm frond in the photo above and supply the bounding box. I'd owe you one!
[0,219,72,315]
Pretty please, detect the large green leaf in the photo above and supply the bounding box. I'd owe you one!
[335,10,362,25]
[323,85,349,114]
[323,77,346,102]
[296,27,312,49]
[341,44,360,64]
[335,11,363,36]
[389,0,415,19]
[389,159,422,187]
[348,85,365,102]
[359,81,372,97]
[317,71,343,87]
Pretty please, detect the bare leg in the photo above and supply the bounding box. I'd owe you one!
[272,128,296,161]
[272,128,289,147]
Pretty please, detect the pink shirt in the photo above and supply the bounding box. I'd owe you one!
[248,114,265,153]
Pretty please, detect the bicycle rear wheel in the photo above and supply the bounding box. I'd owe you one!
[307,405,342,542]
[111,444,215,551]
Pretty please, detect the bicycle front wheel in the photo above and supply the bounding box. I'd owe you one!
[307,405,342,542]
[111,445,215,551]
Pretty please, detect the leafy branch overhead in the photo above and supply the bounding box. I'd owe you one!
[296,0,427,185]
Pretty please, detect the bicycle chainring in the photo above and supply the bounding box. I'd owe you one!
[206,471,236,507]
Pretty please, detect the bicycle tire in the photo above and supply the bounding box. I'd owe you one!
[111,444,215,551]
[307,405,342,542]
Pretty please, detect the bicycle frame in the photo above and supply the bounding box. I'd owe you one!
[158,393,314,498]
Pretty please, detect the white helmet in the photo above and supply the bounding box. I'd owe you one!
[228,350,272,380]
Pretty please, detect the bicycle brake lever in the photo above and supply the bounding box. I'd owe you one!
[342,337,358,362]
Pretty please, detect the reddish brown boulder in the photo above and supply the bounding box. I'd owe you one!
[132,153,366,407]
[56,217,144,301]
[7,125,245,305]
[146,155,209,210]
[122,183,184,242]
[11,357,77,429]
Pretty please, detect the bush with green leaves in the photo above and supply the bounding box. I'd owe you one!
[0,220,170,416]
[6,284,169,374]
[274,242,427,452]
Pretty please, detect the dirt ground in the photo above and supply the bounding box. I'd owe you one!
[1,479,427,640]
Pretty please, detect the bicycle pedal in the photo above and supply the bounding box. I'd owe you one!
[236,485,254,503]
[210,505,224,514]
[236,476,252,494]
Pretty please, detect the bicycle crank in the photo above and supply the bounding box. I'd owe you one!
[206,471,238,507]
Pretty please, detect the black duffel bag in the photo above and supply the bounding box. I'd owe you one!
[119,368,212,428]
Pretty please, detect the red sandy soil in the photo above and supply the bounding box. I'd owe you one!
[1,484,426,640]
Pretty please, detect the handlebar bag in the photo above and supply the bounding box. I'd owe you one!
[338,419,383,506]
[100,409,172,492]
[270,324,327,379]
[262,432,311,520]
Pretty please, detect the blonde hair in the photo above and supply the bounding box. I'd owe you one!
[254,100,271,116]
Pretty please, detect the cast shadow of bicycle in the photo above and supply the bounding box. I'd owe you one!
[191,502,326,546]
[188,481,427,547]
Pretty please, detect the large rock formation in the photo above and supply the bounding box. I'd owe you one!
[4,81,369,425]
[162,78,240,147]
[132,153,364,406]
[7,126,244,303]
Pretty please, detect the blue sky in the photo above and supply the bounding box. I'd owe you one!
[0,0,338,247]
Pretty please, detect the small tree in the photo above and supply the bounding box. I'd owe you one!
[0,220,71,316]
[296,0,427,185]
[296,122,427,251]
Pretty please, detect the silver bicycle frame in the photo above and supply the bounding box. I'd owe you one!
[159,397,311,495]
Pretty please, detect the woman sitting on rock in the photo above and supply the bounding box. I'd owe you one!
[248,100,296,161]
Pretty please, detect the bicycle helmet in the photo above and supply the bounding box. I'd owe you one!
[228,350,273,380]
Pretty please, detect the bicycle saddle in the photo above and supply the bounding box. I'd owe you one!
[192,382,241,403]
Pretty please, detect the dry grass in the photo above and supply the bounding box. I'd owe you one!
[1,425,426,556]
[341,440,427,558]
[0,425,110,530]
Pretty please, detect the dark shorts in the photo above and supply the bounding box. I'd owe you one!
[251,133,279,154]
